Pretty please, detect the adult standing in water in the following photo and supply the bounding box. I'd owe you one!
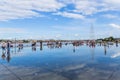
[32,41,36,51]
[1,42,6,52]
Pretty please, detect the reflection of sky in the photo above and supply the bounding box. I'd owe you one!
[0,44,120,67]
[1,44,120,80]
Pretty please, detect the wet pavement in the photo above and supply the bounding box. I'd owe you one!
[0,44,120,80]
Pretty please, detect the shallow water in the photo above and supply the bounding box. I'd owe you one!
[0,44,120,80]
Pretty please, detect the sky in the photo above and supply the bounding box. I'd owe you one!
[0,0,120,40]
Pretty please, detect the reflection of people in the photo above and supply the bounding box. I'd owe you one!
[32,47,36,51]
[40,41,43,51]
[115,40,118,47]
[18,47,21,52]
[73,47,75,53]
[6,48,11,62]
[1,51,6,60]
[104,46,107,55]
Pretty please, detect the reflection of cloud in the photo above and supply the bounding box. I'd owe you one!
[63,64,86,71]
[11,52,25,57]
[111,52,120,58]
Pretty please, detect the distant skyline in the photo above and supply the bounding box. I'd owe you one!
[0,0,120,40]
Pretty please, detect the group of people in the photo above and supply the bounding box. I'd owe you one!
[1,41,24,62]
[47,41,62,49]
[31,41,43,51]
[1,41,11,62]
[1,41,11,51]
[1,41,24,51]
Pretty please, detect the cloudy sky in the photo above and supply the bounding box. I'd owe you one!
[0,0,120,40]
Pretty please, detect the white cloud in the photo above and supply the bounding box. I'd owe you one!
[104,0,120,8]
[0,0,65,21]
[109,23,120,29]
[54,12,85,19]
[102,14,118,19]
[66,0,120,16]
[0,28,26,33]
[73,0,99,15]
[0,0,120,21]
[74,34,79,37]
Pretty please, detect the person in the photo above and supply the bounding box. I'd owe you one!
[1,42,6,51]
[32,42,36,47]
[18,42,23,52]
[7,41,10,49]
[32,41,36,51]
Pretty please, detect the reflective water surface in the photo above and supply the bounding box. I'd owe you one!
[0,43,120,80]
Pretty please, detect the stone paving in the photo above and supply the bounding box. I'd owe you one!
[0,63,120,80]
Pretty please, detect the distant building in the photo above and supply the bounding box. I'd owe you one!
[96,39,103,42]
[114,38,120,41]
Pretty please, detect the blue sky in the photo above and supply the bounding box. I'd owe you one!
[0,0,120,40]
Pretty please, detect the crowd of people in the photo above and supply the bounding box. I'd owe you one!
[0,40,119,62]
